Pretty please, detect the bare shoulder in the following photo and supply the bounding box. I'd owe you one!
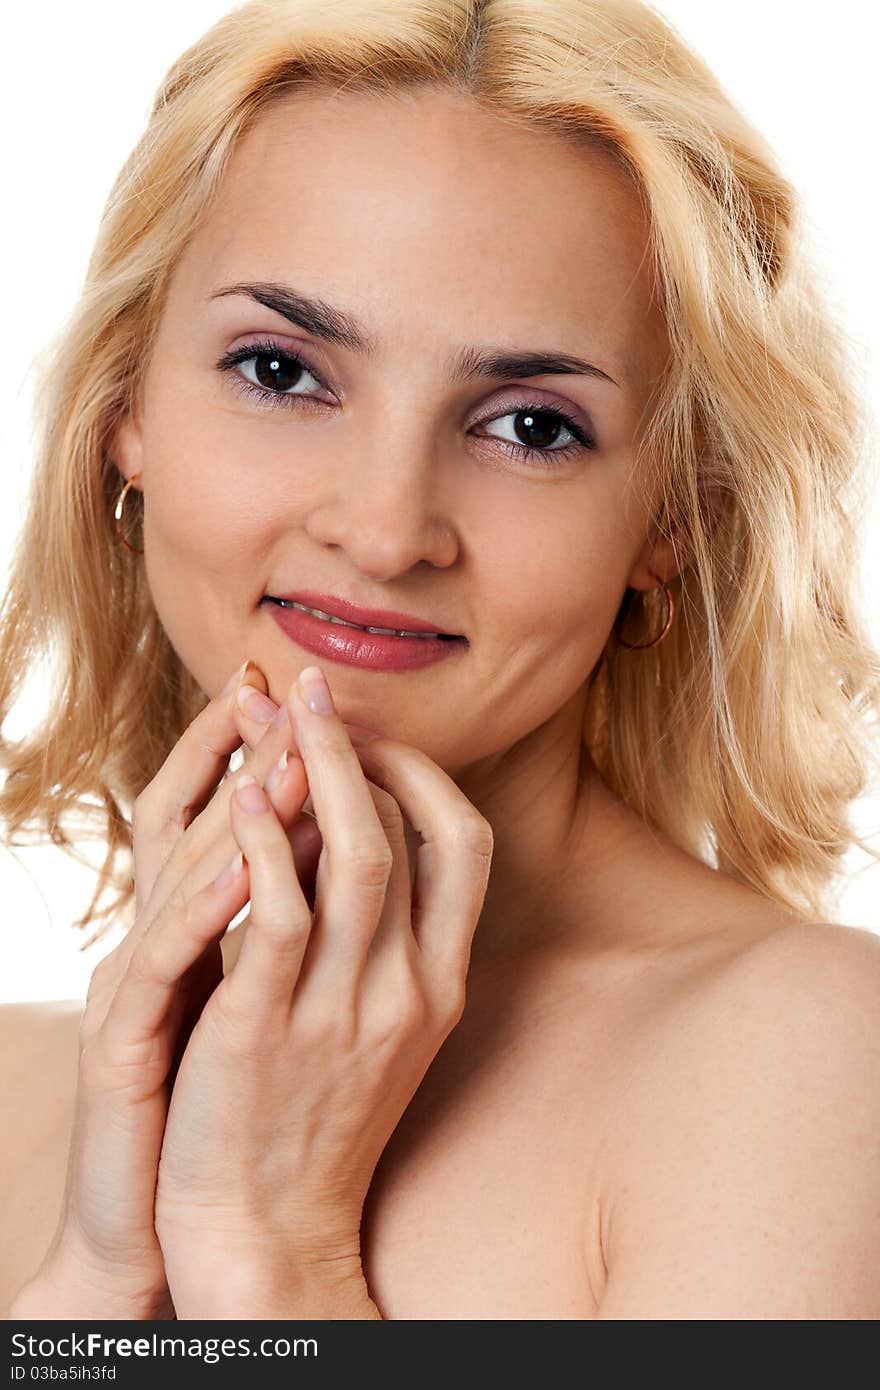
[0,999,83,1308]
[666,917,880,1038]
[653,918,880,1103]
[596,921,880,1317]
[0,998,83,1118]
[715,916,880,995]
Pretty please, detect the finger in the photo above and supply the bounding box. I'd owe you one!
[102,843,249,1052]
[232,680,283,750]
[189,748,312,926]
[360,781,415,964]
[219,773,314,1017]
[236,691,376,824]
[345,738,494,986]
[107,752,312,1050]
[289,814,323,912]
[132,659,267,911]
[234,683,297,755]
[166,942,225,1088]
[285,666,395,979]
[264,748,323,908]
[142,698,311,919]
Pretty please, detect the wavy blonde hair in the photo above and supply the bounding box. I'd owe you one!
[1,0,878,946]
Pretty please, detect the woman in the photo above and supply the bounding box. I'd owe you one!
[2,0,879,1320]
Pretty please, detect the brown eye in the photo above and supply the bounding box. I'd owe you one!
[478,402,596,465]
[483,407,574,452]
[216,338,329,410]
[240,348,320,397]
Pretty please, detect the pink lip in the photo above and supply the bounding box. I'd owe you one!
[268,589,461,636]
[263,600,467,672]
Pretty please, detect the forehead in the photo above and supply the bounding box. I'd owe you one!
[172,86,666,394]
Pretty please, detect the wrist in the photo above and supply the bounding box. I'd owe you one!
[9,1247,173,1322]
[171,1250,379,1320]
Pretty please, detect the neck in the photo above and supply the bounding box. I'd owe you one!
[224,688,647,977]
[449,688,641,970]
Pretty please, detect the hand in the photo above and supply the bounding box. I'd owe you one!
[33,661,317,1319]
[153,664,494,1318]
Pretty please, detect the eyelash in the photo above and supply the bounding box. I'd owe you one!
[215,338,597,464]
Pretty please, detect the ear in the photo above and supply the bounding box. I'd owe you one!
[626,528,680,592]
[107,406,145,491]
[626,484,726,589]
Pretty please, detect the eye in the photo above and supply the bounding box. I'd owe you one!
[476,404,596,464]
[216,339,329,410]
[215,339,598,465]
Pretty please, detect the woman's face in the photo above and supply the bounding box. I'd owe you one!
[115,86,670,773]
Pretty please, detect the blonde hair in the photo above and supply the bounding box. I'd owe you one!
[1,0,878,945]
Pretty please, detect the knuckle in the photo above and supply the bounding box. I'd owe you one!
[373,967,429,1042]
[256,909,312,956]
[450,813,494,861]
[398,983,430,1032]
[468,814,495,855]
[132,794,186,876]
[373,809,407,854]
[291,997,358,1051]
[169,883,217,948]
[435,977,467,1028]
[126,936,162,989]
[343,831,394,882]
[319,739,358,772]
[163,876,192,925]
[125,896,183,988]
[132,785,177,837]
[368,783,404,830]
[205,985,262,1054]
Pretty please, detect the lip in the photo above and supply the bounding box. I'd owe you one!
[267,590,461,637]
[263,599,468,672]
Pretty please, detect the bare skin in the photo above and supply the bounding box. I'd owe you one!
[6,834,869,1319]
[4,87,879,1319]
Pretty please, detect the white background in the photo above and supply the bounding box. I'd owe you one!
[1,1,878,1003]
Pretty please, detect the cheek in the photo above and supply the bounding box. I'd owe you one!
[141,388,279,557]
[140,418,273,696]
[139,414,280,664]
[488,483,636,642]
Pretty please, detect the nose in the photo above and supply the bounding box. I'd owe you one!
[301,447,459,581]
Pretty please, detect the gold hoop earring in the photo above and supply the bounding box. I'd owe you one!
[114,472,144,554]
[614,573,675,650]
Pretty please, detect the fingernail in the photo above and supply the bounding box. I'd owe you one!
[297,665,334,716]
[234,771,269,813]
[270,701,288,728]
[212,849,243,890]
[264,747,288,797]
[236,685,277,722]
[220,660,248,697]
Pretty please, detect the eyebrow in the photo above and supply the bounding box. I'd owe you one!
[207,281,622,389]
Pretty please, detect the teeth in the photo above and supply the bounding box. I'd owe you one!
[275,599,441,639]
